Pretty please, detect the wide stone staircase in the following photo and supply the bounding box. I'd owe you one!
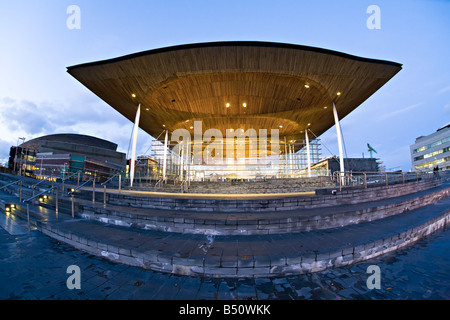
[0,172,449,278]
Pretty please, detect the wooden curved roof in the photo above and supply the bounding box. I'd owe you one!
[67,41,402,148]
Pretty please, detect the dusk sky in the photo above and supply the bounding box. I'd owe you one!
[0,0,449,171]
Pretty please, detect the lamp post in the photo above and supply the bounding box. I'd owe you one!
[16,137,25,175]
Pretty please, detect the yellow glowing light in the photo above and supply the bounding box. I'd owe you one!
[304,84,310,88]
[190,126,194,129]
[337,92,341,96]
[131,93,136,98]
[307,123,311,126]
[279,125,283,128]
[226,103,230,108]
[243,103,247,108]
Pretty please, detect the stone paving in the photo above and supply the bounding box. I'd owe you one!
[0,224,448,300]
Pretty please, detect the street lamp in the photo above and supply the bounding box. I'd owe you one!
[15,137,25,175]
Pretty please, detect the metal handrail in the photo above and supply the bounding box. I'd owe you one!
[180,179,188,193]
[68,177,94,194]
[0,179,21,191]
[332,170,436,191]
[63,170,82,181]
[61,170,82,195]
[32,174,54,188]
[23,185,59,229]
[23,186,58,203]
[101,172,121,186]
[154,176,164,190]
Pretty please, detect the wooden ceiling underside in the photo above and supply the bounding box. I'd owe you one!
[67,42,401,152]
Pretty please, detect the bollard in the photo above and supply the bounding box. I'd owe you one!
[71,194,75,218]
[363,173,367,189]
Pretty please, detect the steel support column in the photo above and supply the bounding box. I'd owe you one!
[333,102,345,184]
[129,103,141,188]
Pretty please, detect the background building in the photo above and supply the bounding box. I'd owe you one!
[311,157,379,174]
[410,123,450,171]
[8,134,127,180]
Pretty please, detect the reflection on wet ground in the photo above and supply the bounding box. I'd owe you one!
[0,225,448,300]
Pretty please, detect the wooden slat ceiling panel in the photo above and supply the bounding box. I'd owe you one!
[67,42,401,151]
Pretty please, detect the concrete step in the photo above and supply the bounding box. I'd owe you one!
[78,184,450,235]
[39,195,450,278]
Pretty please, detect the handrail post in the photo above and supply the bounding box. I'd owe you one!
[119,174,122,194]
[103,185,106,207]
[27,203,30,230]
[77,171,80,187]
[402,173,405,184]
[71,194,74,218]
[339,171,342,191]
[92,175,96,204]
[32,185,35,197]
[19,180,23,202]
[55,187,59,215]
[363,172,367,189]
[385,172,388,186]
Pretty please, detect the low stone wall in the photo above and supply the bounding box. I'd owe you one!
[105,178,442,213]
[81,186,450,236]
[184,177,336,194]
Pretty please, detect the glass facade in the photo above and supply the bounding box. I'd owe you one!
[149,138,323,181]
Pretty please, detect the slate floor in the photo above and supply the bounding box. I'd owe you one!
[0,224,448,300]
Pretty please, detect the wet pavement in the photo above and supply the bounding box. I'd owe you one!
[0,224,449,300]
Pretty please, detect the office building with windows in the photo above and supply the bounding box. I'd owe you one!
[410,123,450,171]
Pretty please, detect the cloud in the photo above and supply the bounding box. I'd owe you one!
[0,96,136,159]
[0,139,12,166]
[437,85,450,95]
[377,103,423,121]
[444,102,450,113]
